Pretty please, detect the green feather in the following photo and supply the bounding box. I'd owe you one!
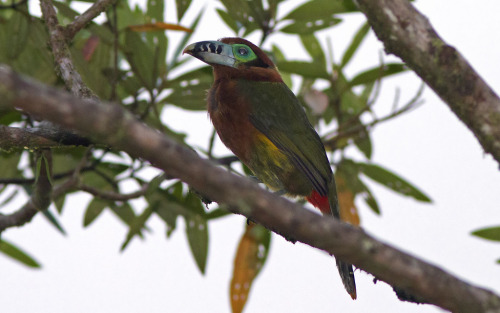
[238,80,333,196]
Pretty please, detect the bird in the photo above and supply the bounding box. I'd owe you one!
[183,37,356,299]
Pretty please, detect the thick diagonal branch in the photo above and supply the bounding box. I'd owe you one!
[0,66,499,313]
[355,0,500,164]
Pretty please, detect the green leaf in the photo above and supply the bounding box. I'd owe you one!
[42,210,66,235]
[83,198,110,227]
[184,213,208,274]
[170,8,203,70]
[219,0,262,36]
[283,0,357,20]
[341,22,370,68]
[350,63,407,86]
[354,125,372,159]
[0,239,41,268]
[216,8,239,34]
[277,60,329,79]
[13,18,56,84]
[0,188,19,209]
[206,207,232,220]
[300,34,326,67]
[358,162,432,202]
[42,154,53,186]
[34,156,43,185]
[121,207,154,251]
[110,202,137,226]
[472,226,500,242]
[124,30,156,90]
[5,7,30,60]
[147,0,164,21]
[271,45,292,88]
[54,194,66,214]
[0,111,22,126]
[146,174,165,197]
[280,16,341,35]
[176,0,192,21]
[52,1,79,19]
[340,89,366,116]
[0,152,21,177]
[163,66,213,110]
[362,185,380,215]
[181,190,209,273]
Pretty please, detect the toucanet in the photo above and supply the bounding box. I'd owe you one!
[184,37,356,299]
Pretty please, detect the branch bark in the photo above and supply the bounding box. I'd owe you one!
[40,0,96,99]
[355,0,500,164]
[0,66,499,313]
[64,0,117,40]
[0,125,91,151]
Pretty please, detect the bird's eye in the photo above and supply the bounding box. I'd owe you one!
[238,47,248,56]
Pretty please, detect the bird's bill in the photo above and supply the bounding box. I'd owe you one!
[183,41,237,68]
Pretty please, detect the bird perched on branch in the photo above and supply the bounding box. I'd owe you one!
[183,37,356,299]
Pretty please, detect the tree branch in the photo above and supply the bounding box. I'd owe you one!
[40,0,96,99]
[79,182,149,201]
[0,66,499,313]
[355,0,500,164]
[0,125,91,151]
[64,0,117,40]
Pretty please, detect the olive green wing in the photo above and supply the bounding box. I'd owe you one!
[239,81,333,198]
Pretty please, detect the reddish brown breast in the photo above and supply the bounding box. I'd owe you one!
[208,78,258,164]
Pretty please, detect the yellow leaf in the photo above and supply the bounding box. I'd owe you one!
[128,22,192,33]
[336,176,361,226]
[230,223,270,313]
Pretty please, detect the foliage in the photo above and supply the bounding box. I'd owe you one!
[0,0,439,312]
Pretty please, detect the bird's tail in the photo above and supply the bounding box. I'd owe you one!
[307,189,357,300]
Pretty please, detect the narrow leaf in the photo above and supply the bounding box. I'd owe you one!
[280,17,341,35]
[300,34,326,66]
[121,207,154,251]
[84,198,110,227]
[185,214,208,274]
[230,223,271,313]
[358,162,432,202]
[170,8,203,70]
[335,175,360,225]
[128,22,192,32]
[42,210,66,235]
[472,226,500,242]
[216,8,239,34]
[176,0,192,21]
[350,63,407,86]
[341,22,370,68]
[0,239,41,268]
[283,0,357,20]
[277,60,329,79]
[164,66,213,110]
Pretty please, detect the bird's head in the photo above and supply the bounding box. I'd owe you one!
[183,37,282,82]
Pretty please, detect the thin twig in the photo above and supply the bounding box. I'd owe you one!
[79,182,149,201]
[64,0,117,40]
[324,84,424,149]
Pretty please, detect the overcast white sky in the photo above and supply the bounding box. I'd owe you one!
[1,1,500,313]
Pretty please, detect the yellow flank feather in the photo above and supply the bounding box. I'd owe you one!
[250,132,294,192]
